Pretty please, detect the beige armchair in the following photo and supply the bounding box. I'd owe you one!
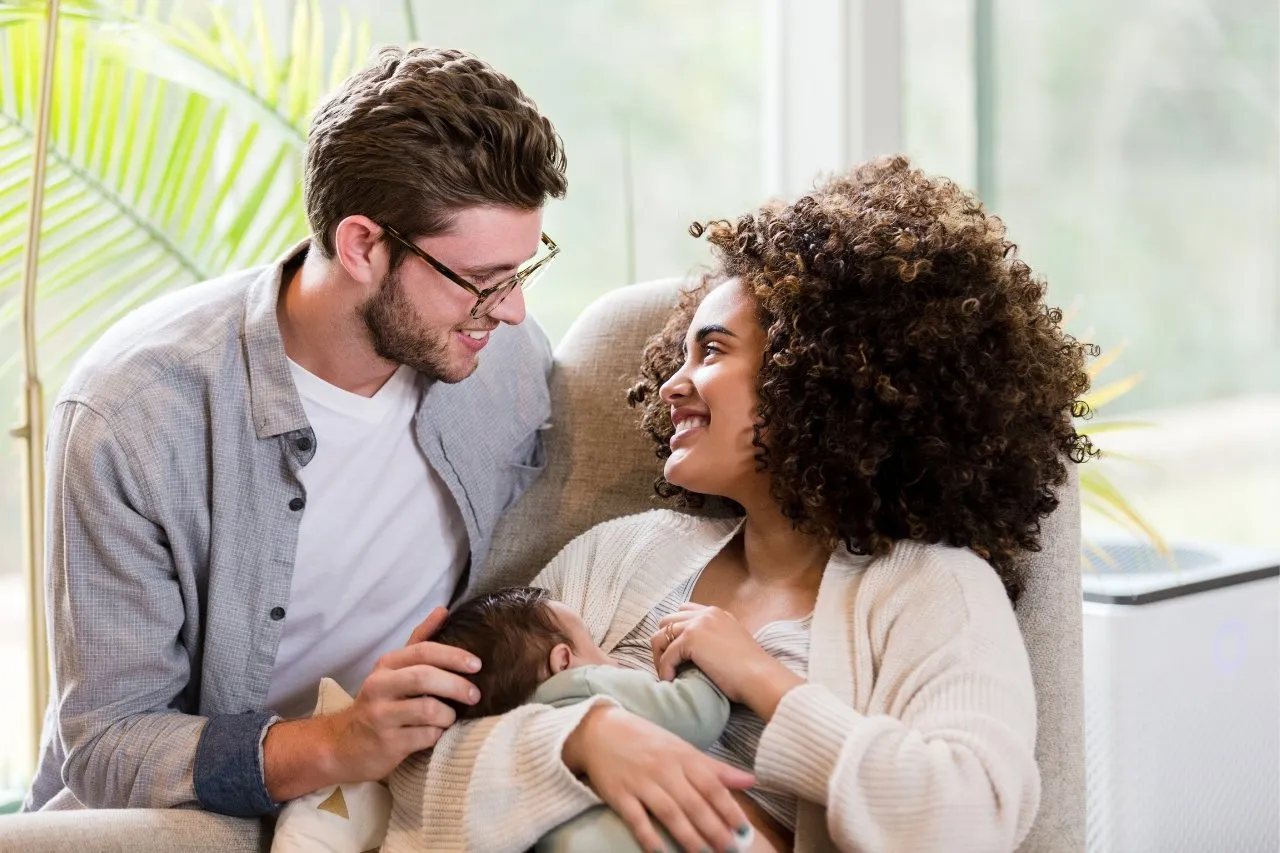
[0,278,1085,852]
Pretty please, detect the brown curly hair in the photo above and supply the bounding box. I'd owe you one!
[305,46,566,262]
[628,156,1097,602]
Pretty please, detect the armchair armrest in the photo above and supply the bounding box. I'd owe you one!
[0,809,267,853]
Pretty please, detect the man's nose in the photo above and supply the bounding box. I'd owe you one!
[487,285,527,326]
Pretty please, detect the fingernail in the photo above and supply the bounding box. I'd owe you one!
[736,824,751,836]
[467,657,481,672]
[469,687,480,703]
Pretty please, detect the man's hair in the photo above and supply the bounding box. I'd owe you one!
[432,586,573,720]
[304,46,567,263]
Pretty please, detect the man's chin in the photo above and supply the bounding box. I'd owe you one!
[428,353,480,385]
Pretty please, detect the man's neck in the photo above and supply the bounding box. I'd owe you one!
[276,250,399,397]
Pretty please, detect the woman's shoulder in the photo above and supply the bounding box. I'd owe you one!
[579,508,740,547]
[850,540,1015,627]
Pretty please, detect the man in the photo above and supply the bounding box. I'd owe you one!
[23,46,565,816]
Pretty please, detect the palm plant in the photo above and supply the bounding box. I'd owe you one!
[0,0,373,775]
[0,0,370,377]
[1077,342,1170,569]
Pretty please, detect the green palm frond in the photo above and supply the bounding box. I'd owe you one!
[0,0,369,377]
[1084,372,1144,412]
[1072,334,1171,567]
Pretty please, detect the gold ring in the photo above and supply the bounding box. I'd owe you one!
[664,623,675,644]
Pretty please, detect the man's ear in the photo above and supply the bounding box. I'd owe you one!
[548,642,573,675]
[332,214,385,289]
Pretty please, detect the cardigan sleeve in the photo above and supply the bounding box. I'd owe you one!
[390,522,619,852]
[417,696,617,853]
[753,555,1041,853]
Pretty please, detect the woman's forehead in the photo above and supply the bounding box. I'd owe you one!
[690,279,754,330]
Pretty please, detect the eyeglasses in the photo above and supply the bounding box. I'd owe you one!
[381,223,560,319]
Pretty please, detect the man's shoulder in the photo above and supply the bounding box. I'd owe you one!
[472,315,553,395]
[57,265,267,418]
[487,313,553,367]
[424,315,553,433]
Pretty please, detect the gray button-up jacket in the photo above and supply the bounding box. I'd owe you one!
[23,243,552,816]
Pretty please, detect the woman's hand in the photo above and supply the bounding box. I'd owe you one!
[652,604,804,720]
[563,704,756,853]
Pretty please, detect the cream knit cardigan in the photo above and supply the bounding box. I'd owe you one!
[385,510,1040,853]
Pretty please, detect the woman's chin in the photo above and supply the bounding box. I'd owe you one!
[663,459,696,492]
[664,464,716,498]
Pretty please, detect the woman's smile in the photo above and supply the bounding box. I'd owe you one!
[670,408,710,448]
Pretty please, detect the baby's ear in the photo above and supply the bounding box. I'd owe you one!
[548,642,574,675]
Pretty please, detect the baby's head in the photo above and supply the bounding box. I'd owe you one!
[432,586,614,720]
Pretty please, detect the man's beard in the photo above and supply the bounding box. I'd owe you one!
[360,269,473,384]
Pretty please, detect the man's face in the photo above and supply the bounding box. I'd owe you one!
[361,205,544,383]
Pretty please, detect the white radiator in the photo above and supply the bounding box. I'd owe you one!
[1082,541,1279,853]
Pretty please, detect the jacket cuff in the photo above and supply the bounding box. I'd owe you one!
[193,711,280,816]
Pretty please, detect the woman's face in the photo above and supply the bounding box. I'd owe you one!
[658,281,768,503]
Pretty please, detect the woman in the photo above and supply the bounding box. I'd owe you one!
[389,157,1096,853]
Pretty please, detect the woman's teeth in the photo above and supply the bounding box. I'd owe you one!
[674,416,708,434]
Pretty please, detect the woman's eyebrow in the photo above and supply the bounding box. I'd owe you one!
[694,324,737,342]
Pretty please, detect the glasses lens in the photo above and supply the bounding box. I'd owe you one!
[474,280,519,319]
[518,260,550,295]
[472,257,553,318]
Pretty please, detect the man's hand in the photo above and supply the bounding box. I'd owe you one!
[263,606,481,802]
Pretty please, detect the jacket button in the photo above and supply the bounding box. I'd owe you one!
[270,606,286,621]
[296,436,312,452]
[288,497,305,511]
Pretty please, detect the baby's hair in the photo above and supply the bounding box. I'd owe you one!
[432,586,573,720]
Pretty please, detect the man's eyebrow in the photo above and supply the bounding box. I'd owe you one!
[459,262,520,280]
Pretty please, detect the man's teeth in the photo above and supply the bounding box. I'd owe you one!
[463,331,487,340]
[675,416,708,432]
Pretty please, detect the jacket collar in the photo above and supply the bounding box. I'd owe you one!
[243,239,312,439]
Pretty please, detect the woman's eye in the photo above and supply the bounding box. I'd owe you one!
[702,342,723,356]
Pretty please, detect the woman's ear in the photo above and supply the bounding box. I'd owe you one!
[548,642,574,675]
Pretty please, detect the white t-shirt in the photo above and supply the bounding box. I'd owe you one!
[265,361,469,719]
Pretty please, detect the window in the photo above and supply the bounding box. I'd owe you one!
[385,0,767,341]
[905,0,1280,548]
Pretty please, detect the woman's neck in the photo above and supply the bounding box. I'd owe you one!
[735,502,831,589]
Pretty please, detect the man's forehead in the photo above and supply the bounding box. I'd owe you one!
[428,208,543,270]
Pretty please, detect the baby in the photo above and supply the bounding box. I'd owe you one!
[433,586,757,853]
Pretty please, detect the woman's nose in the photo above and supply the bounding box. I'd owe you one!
[659,362,691,404]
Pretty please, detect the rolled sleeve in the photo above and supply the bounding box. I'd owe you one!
[193,711,281,816]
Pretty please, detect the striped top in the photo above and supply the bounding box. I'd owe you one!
[611,568,813,832]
